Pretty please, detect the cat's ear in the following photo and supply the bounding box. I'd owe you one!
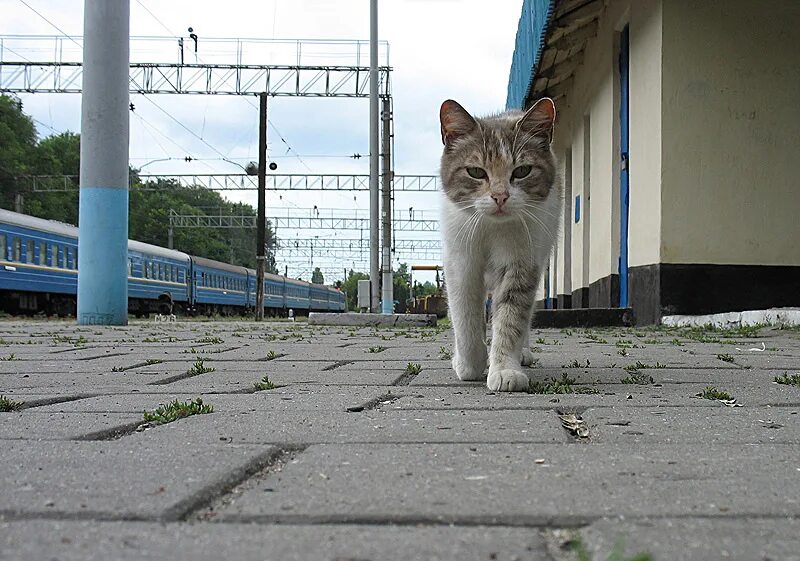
[518,97,556,143]
[440,100,477,147]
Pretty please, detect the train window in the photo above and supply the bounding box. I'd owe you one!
[38,242,45,265]
[25,240,33,263]
[50,245,57,267]
[0,234,5,260]
[60,246,66,269]
[73,247,78,268]
[12,237,21,261]
[128,258,133,276]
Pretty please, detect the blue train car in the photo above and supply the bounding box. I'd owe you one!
[0,208,79,315]
[285,277,310,311]
[325,286,346,311]
[309,283,329,311]
[127,241,191,316]
[264,271,286,312]
[190,256,249,314]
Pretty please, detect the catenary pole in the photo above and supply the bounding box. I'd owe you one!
[255,92,267,320]
[77,0,130,325]
[381,97,393,313]
[369,0,380,312]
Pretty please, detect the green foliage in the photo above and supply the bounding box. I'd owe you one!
[621,371,654,385]
[0,95,278,270]
[697,386,732,400]
[142,398,213,425]
[774,373,800,387]
[342,270,370,311]
[186,358,215,377]
[528,372,577,394]
[405,362,422,375]
[0,395,24,412]
[254,374,276,391]
[716,353,735,363]
[311,267,325,284]
[367,346,386,353]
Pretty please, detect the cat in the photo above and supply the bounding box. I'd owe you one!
[439,97,561,392]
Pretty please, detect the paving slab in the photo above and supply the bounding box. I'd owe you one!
[31,386,400,414]
[215,442,800,521]
[0,521,550,561]
[582,517,800,561]
[0,411,142,440]
[1,439,276,520]
[120,408,569,445]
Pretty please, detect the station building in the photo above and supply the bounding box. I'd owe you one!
[507,0,800,324]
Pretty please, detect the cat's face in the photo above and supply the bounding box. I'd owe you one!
[439,98,556,220]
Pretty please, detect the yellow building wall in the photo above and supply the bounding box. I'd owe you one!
[661,0,800,266]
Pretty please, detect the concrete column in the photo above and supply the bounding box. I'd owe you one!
[77,0,130,325]
[369,0,380,312]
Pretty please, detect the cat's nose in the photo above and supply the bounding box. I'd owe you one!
[491,191,509,208]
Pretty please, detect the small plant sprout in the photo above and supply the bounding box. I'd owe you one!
[367,345,387,353]
[438,346,452,360]
[186,358,215,377]
[562,359,590,369]
[265,350,279,360]
[528,373,577,394]
[144,358,162,366]
[697,386,732,401]
[405,362,422,376]
[254,374,276,391]
[716,353,735,363]
[0,353,19,361]
[621,371,654,385]
[774,373,800,387]
[0,395,24,412]
[142,398,213,425]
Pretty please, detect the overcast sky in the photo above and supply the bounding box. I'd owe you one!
[1,0,523,281]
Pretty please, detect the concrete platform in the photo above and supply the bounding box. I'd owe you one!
[1,318,799,560]
[308,312,437,327]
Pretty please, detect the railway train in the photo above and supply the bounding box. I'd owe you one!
[0,208,345,317]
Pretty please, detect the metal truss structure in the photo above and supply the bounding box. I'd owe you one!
[0,35,391,97]
[279,238,441,251]
[0,61,391,97]
[26,174,440,192]
[168,211,439,232]
[275,246,440,261]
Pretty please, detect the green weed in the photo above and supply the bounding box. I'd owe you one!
[774,373,800,387]
[697,386,732,401]
[142,398,213,425]
[0,395,23,412]
[254,375,276,391]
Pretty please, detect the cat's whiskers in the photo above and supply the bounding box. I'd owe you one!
[467,213,483,247]
[521,202,561,221]
[519,208,556,243]
[453,210,480,246]
[517,214,534,251]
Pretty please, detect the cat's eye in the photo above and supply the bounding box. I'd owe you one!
[511,165,532,179]
[466,167,487,180]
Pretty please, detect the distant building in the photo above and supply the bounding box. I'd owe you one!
[507,0,800,324]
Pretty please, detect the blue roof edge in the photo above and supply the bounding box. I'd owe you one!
[505,0,557,110]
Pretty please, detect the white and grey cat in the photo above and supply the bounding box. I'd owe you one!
[439,98,561,392]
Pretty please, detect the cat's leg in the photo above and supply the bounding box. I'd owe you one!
[487,264,538,391]
[445,252,488,381]
[519,304,536,366]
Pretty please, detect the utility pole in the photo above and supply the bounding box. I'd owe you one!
[380,97,393,313]
[369,0,380,312]
[77,0,130,325]
[255,92,267,320]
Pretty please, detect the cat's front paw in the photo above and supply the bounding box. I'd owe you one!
[487,367,530,392]
[452,347,488,381]
[520,347,537,367]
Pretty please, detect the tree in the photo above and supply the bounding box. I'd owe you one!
[311,267,324,284]
[342,269,369,311]
[392,263,411,312]
[0,95,37,212]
